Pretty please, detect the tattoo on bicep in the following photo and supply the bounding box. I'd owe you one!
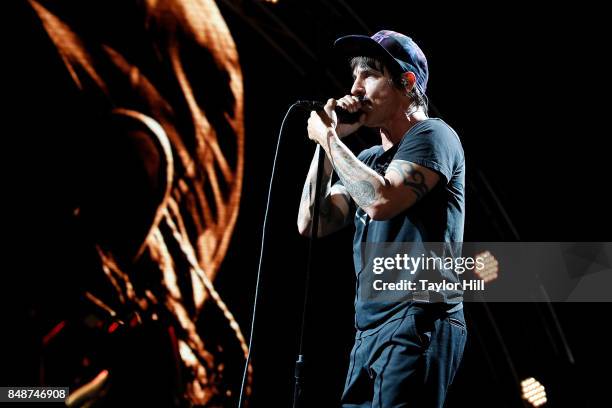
[387,162,429,200]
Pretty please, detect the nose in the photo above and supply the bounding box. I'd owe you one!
[350,78,365,97]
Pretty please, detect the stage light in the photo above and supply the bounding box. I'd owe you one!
[521,377,547,406]
[475,250,499,283]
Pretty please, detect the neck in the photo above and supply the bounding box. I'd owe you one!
[380,108,428,151]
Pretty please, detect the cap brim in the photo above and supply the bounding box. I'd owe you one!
[334,35,406,76]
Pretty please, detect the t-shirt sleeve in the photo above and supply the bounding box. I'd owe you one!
[394,120,463,184]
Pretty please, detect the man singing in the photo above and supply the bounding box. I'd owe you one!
[297,30,467,407]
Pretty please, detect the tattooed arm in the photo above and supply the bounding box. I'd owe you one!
[297,145,354,237]
[306,103,440,220]
[323,134,439,220]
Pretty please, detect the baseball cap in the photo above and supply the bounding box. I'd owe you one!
[334,30,429,94]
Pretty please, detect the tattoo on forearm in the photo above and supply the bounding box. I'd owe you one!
[299,147,353,235]
[349,180,376,207]
[387,161,429,200]
[301,183,311,205]
[300,177,339,234]
[329,139,380,209]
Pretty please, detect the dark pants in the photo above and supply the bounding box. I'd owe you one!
[341,307,467,408]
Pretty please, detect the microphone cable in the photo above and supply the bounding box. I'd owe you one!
[238,101,303,407]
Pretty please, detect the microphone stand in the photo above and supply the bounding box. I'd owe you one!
[238,102,340,408]
[293,145,326,408]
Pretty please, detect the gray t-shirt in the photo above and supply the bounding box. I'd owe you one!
[342,118,465,330]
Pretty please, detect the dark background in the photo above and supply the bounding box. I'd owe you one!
[4,1,610,407]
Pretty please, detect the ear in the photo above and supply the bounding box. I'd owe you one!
[401,72,417,93]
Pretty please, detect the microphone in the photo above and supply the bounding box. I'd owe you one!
[295,99,364,124]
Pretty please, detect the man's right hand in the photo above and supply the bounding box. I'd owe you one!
[335,95,366,138]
